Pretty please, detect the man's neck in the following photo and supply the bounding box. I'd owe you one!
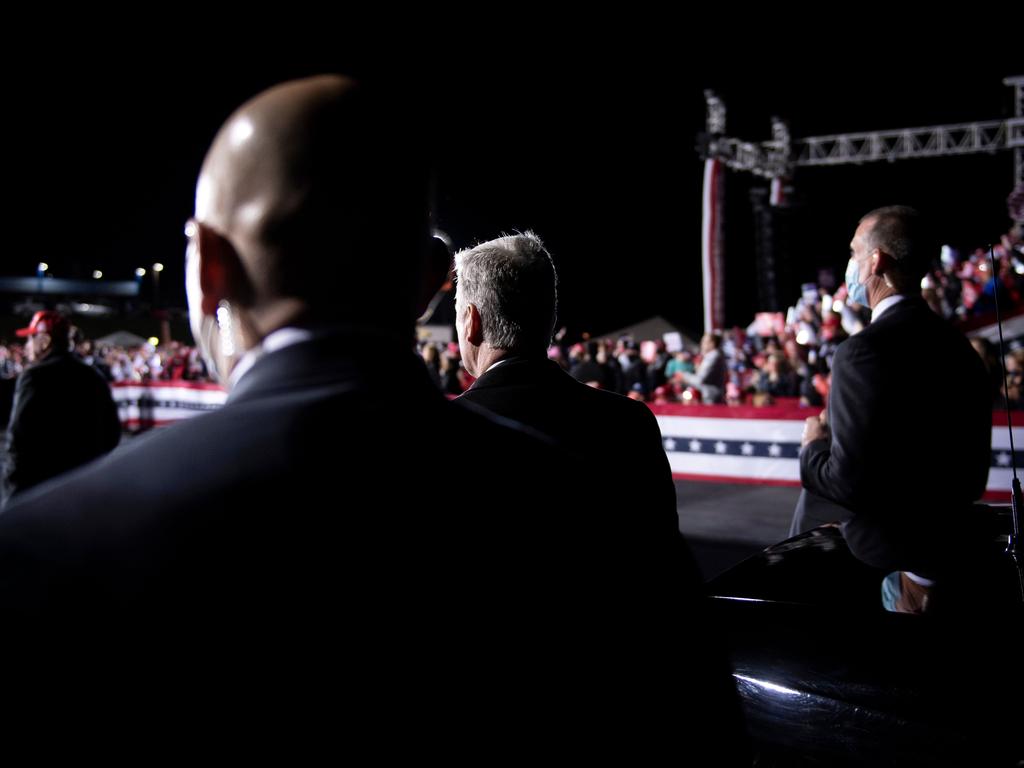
[867,279,900,309]
[871,293,911,323]
[31,348,64,366]
[471,345,508,377]
[470,344,552,377]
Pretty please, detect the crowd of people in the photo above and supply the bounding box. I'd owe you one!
[6,202,1023,410]
[1,336,213,384]
[422,224,1024,410]
[418,247,1024,413]
[5,222,1024,414]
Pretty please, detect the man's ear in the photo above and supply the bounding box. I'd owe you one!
[194,222,251,316]
[464,303,484,346]
[871,249,892,278]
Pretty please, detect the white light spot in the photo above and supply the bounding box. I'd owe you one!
[195,175,215,220]
[229,117,254,147]
[735,674,802,697]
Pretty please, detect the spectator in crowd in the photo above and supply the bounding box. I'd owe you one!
[620,340,648,396]
[1,310,120,507]
[438,344,468,395]
[681,332,727,403]
[646,339,670,393]
[755,351,800,400]
[420,342,441,389]
[999,346,1024,409]
[665,349,695,381]
[569,340,610,389]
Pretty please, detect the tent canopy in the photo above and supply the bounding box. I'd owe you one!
[599,316,699,349]
[95,330,149,348]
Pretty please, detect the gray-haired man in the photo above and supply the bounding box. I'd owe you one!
[455,231,746,754]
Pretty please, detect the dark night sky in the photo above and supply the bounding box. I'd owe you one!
[4,37,1020,341]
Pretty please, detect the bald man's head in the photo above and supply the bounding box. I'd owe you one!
[194,75,432,329]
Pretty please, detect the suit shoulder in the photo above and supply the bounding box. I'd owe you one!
[15,365,40,388]
[1,401,280,516]
[601,387,653,413]
[585,383,652,412]
[449,395,556,446]
[833,331,874,363]
[578,385,663,433]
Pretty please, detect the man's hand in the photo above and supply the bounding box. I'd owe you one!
[801,412,829,448]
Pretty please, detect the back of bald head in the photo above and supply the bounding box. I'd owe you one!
[197,75,431,327]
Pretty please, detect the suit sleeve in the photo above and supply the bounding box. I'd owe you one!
[800,336,877,513]
[2,371,43,504]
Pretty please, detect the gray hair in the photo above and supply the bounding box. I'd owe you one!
[454,231,558,353]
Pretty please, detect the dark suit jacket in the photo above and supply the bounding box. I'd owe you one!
[800,297,991,575]
[1,350,120,506]
[0,337,743,758]
[460,356,678,542]
[460,356,746,756]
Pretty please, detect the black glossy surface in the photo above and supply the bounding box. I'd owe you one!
[707,512,1023,766]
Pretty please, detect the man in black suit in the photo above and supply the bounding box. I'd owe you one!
[455,231,678,538]
[0,78,741,757]
[1,310,120,507]
[793,206,991,587]
[454,231,746,754]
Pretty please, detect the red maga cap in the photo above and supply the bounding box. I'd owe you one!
[15,310,69,339]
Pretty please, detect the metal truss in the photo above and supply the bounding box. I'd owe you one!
[700,75,1023,191]
[795,120,1012,167]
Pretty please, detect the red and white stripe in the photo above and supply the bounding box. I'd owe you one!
[702,158,724,334]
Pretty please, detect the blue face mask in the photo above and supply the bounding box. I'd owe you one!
[845,258,868,306]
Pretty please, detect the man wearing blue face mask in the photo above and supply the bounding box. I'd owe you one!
[844,235,873,307]
[790,206,992,604]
